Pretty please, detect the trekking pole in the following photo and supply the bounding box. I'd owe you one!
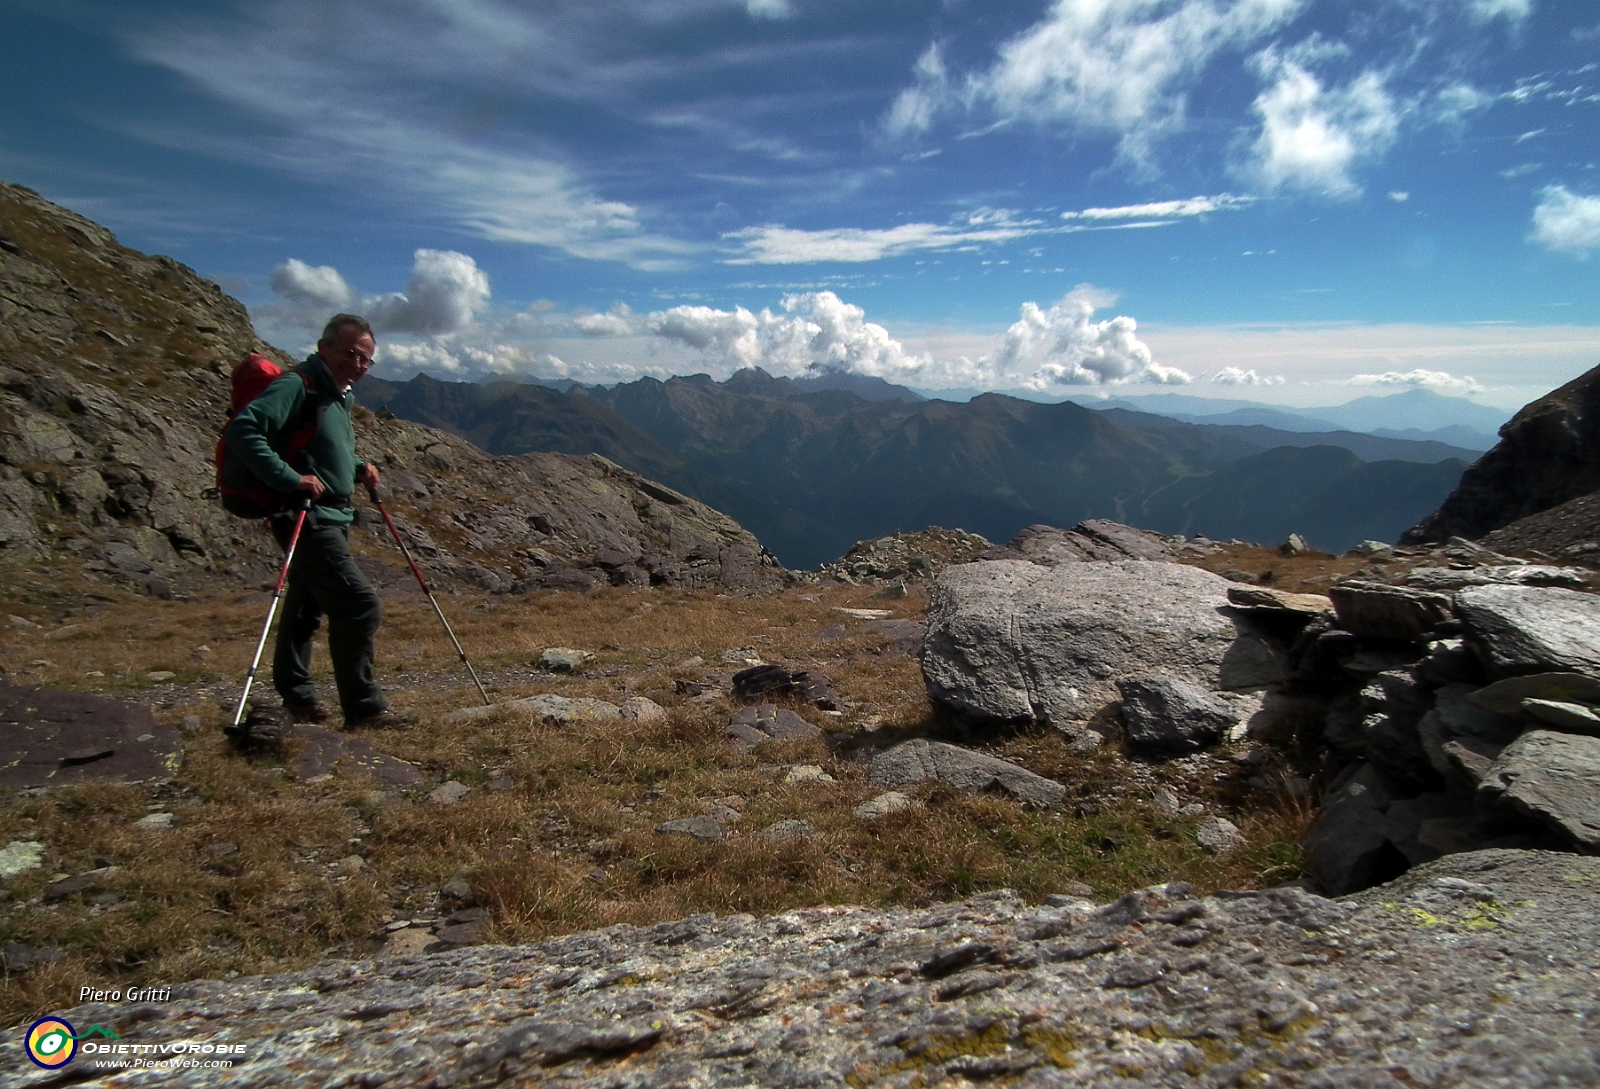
[231,496,312,730]
[365,484,491,705]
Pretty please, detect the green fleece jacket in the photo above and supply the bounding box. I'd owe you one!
[224,354,365,526]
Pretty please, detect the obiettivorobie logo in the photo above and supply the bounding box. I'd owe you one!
[24,1018,118,1069]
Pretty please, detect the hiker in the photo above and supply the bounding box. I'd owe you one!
[224,314,411,729]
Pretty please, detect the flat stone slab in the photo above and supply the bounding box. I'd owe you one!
[1225,586,1332,614]
[1408,565,1588,591]
[1521,698,1600,737]
[292,725,424,786]
[1469,672,1600,716]
[725,705,823,750]
[7,851,1599,1088]
[1455,583,1600,680]
[1479,729,1600,850]
[867,738,1065,809]
[922,560,1234,728]
[1328,581,1455,640]
[0,681,180,791]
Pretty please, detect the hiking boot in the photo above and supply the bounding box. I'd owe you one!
[225,704,293,753]
[285,701,331,724]
[346,709,419,730]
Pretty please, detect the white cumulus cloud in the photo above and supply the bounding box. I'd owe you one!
[1530,185,1600,257]
[1211,366,1284,385]
[268,258,361,318]
[572,305,640,337]
[366,250,491,337]
[263,249,491,340]
[644,287,1181,391]
[985,287,1190,388]
[1244,49,1399,197]
[646,292,928,378]
[1348,369,1484,394]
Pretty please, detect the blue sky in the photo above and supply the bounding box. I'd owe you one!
[2,0,1598,409]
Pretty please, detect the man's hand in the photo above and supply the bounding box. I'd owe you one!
[297,473,326,500]
[356,463,381,491]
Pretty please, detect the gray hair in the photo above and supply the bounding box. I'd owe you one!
[320,313,373,343]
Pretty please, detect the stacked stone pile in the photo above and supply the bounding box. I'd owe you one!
[918,520,1600,895]
[815,526,994,585]
[1297,577,1600,892]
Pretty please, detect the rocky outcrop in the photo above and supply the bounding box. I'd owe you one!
[7,851,1597,1088]
[920,557,1236,736]
[1402,361,1600,544]
[977,519,1173,565]
[0,181,784,597]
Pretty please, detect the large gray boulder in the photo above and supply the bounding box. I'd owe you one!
[10,852,1598,1088]
[1479,730,1600,850]
[921,560,1234,730]
[1455,583,1600,679]
[867,738,1066,808]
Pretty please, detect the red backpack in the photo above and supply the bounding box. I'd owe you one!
[214,353,329,518]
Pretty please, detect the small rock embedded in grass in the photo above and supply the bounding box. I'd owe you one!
[439,877,476,905]
[208,843,239,857]
[656,816,726,841]
[7,614,39,629]
[427,781,471,806]
[331,855,365,876]
[485,776,515,791]
[1196,817,1245,855]
[134,813,175,830]
[762,819,817,840]
[146,671,176,683]
[785,765,833,783]
[538,648,591,672]
[854,792,915,821]
[620,696,666,723]
[0,841,45,878]
[180,715,202,733]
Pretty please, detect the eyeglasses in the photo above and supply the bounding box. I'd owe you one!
[338,347,375,368]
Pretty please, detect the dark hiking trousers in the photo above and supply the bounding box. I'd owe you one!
[271,518,387,721]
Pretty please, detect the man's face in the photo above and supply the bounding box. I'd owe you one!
[319,325,377,388]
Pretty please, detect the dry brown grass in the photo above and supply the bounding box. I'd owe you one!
[1,576,1308,1027]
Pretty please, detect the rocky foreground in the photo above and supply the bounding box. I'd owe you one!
[4,849,1595,1087]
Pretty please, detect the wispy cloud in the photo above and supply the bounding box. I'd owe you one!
[723,210,1047,264]
[1061,193,1255,220]
[885,0,1305,168]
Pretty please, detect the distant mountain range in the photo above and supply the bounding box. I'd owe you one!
[1065,388,1510,452]
[361,368,1478,567]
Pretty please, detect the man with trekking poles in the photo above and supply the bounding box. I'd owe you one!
[223,313,415,731]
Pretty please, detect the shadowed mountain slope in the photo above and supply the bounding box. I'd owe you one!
[366,365,1470,565]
